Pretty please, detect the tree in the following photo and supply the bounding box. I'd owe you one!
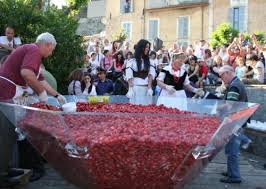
[210,23,239,48]
[244,31,265,45]
[0,0,84,93]
[65,0,91,15]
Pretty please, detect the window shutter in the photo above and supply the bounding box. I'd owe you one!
[149,20,158,40]
[229,7,233,27]
[239,6,246,32]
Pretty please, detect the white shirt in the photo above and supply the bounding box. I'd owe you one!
[0,36,22,48]
[82,85,97,96]
[235,66,247,79]
[95,53,104,63]
[90,59,101,75]
[254,61,265,83]
[150,58,159,68]
[126,58,156,86]
[68,80,97,95]
[157,64,190,86]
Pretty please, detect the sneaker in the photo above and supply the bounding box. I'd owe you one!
[242,139,252,150]
[220,177,242,183]
[29,169,44,182]
[221,172,229,177]
[7,169,24,178]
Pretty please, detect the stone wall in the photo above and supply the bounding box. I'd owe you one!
[76,17,105,36]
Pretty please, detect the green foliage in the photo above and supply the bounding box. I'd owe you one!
[0,0,84,93]
[210,23,239,48]
[111,29,128,43]
[244,31,265,45]
[66,0,90,16]
[210,23,266,48]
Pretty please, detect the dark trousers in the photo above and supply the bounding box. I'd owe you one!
[0,112,16,174]
[18,140,45,172]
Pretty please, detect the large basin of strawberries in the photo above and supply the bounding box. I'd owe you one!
[0,96,259,189]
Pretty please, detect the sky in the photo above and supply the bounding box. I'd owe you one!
[50,0,67,9]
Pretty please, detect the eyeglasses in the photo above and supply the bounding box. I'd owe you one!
[219,72,226,78]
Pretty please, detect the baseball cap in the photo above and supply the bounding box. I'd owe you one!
[218,65,234,75]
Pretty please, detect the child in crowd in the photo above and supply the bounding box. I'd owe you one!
[235,56,247,79]
[95,68,114,95]
[88,52,100,76]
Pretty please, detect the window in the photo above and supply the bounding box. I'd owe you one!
[230,6,246,32]
[148,19,159,41]
[233,7,240,30]
[120,0,133,14]
[177,16,189,47]
[121,22,132,40]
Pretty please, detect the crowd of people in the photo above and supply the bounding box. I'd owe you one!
[0,24,266,187]
[68,33,265,98]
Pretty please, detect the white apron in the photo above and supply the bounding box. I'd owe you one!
[129,85,152,105]
[0,67,41,105]
[157,88,188,111]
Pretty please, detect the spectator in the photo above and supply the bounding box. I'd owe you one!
[207,55,223,85]
[212,46,220,56]
[0,25,22,60]
[186,45,194,56]
[149,51,159,69]
[196,59,208,88]
[157,50,163,64]
[95,45,104,64]
[111,40,122,56]
[113,51,130,95]
[88,52,100,76]
[227,37,245,68]
[87,38,96,54]
[162,51,170,64]
[103,38,112,51]
[235,56,247,79]
[194,40,208,59]
[81,72,97,96]
[204,49,213,67]
[113,50,125,80]
[124,51,133,67]
[251,34,266,52]
[122,41,130,57]
[169,42,179,57]
[219,45,229,65]
[187,55,199,84]
[124,0,131,13]
[101,49,113,72]
[242,54,264,84]
[96,68,113,95]
[68,68,85,95]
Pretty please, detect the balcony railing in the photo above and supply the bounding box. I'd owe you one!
[147,0,209,9]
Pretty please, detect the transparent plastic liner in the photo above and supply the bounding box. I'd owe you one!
[0,96,260,189]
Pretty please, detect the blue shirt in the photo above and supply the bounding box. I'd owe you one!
[96,79,113,95]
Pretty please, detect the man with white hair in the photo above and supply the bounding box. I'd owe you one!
[0,32,66,183]
[218,65,250,184]
[0,32,66,104]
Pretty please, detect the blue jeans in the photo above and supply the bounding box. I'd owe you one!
[238,134,250,145]
[225,135,241,180]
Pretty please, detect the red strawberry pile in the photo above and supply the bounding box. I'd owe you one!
[31,102,62,111]
[20,102,220,189]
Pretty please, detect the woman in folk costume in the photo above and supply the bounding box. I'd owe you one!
[157,52,204,110]
[126,39,156,104]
